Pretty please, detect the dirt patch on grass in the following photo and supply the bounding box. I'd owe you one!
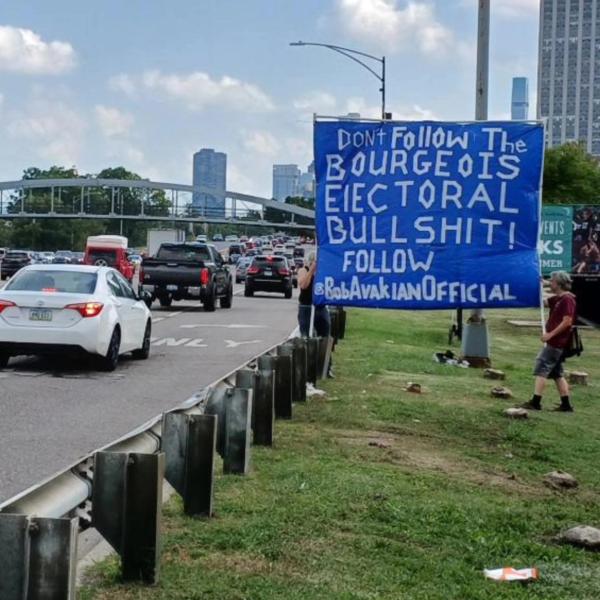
[163,543,195,566]
[201,551,273,575]
[331,428,547,497]
[375,370,489,406]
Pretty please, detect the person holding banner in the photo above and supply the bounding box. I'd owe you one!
[522,271,577,413]
[298,251,331,338]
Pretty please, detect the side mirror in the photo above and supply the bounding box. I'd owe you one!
[138,289,153,307]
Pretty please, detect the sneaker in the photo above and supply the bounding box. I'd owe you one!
[551,404,574,413]
[519,400,542,411]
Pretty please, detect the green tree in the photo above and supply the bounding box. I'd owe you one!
[6,165,173,250]
[542,142,600,204]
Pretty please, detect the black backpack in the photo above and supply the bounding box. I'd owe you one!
[564,327,584,358]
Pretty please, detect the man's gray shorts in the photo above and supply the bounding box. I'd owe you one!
[533,345,566,379]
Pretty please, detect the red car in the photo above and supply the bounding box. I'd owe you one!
[84,235,135,281]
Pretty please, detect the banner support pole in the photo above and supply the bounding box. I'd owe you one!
[461,0,492,368]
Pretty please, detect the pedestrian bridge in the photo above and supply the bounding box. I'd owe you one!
[0,178,315,230]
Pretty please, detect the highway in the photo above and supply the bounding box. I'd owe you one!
[0,280,298,503]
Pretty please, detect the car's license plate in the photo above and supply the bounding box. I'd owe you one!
[264,270,272,276]
[30,309,53,322]
[167,285,178,291]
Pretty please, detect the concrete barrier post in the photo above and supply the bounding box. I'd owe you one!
[236,369,258,429]
[162,412,217,517]
[223,388,252,475]
[235,368,274,446]
[266,353,293,419]
[92,451,164,583]
[338,307,347,339]
[328,307,339,345]
[292,337,307,403]
[277,343,298,403]
[0,514,78,600]
[317,336,331,380]
[204,386,228,457]
[254,362,275,446]
[305,337,319,385]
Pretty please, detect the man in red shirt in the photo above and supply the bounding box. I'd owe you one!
[522,271,577,412]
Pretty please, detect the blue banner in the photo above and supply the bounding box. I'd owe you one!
[313,120,544,309]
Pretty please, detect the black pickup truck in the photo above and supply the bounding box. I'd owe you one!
[141,242,232,311]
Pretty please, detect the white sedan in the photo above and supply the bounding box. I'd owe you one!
[0,265,152,371]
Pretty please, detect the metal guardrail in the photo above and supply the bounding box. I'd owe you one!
[0,307,346,599]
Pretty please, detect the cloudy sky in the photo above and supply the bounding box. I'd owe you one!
[0,0,540,197]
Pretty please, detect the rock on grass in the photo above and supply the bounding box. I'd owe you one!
[557,526,600,550]
[544,471,578,490]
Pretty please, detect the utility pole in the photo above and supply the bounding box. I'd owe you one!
[461,0,491,367]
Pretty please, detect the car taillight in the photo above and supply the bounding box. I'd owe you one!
[200,268,210,285]
[279,268,290,276]
[65,302,104,318]
[0,299,16,314]
[247,266,260,275]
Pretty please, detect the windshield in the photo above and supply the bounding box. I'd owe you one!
[6,270,98,294]
[157,244,211,261]
[6,252,29,259]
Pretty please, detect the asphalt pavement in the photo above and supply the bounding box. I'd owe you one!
[0,280,298,502]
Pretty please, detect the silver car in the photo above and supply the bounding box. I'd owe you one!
[235,257,252,283]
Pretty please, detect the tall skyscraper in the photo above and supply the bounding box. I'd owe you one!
[298,161,315,200]
[537,0,600,155]
[511,77,529,120]
[272,164,301,201]
[192,149,227,217]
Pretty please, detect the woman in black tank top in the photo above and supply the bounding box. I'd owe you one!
[297,251,330,338]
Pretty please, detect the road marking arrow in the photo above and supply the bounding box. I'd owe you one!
[224,339,262,348]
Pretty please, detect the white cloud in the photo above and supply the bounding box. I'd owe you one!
[293,90,438,121]
[227,163,260,195]
[390,103,438,120]
[95,105,134,138]
[335,0,454,56]
[0,26,76,74]
[494,0,539,18]
[5,99,86,165]
[112,70,275,113]
[459,0,538,18]
[109,73,137,97]
[102,141,146,170]
[242,130,281,158]
[283,137,312,162]
[293,91,337,113]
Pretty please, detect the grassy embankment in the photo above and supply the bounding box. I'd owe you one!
[81,307,600,600]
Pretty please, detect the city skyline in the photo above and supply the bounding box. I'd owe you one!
[272,162,315,201]
[511,76,529,120]
[192,148,227,217]
[537,0,600,155]
[272,164,301,202]
[0,1,541,197]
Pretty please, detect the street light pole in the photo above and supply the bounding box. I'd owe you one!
[461,0,491,367]
[290,41,387,119]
